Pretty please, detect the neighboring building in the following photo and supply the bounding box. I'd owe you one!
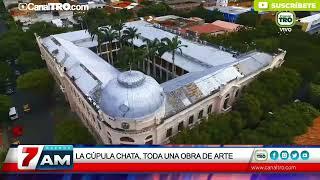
[36,20,286,144]
[297,13,320,34]
[152,15,205,29]
[205,6,252,22]
[216,0,228,7]
[106,1,140,14]
[183,20,241,36]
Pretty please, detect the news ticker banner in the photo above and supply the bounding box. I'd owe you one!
[2,145,320,172]
[254,0,320,12]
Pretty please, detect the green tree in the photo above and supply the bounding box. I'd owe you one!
[16,69,54,96]
[101,27,118,64]
[0,95,12,123]
[236,12,260,27]
[236,94,263,128]
[142,38,161,75]
[0,62,12,84]
[123,27,140,48]
[161,36,187,76]
[18,51,44,71]
[55,120,95,144]
[308,83,320,109]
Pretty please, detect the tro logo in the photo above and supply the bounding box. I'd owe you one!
[18,145,73,170]
[276,12,296,27]
[254,150,268,161]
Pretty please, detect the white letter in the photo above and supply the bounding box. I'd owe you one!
[54,155,70,165]
[40,155,53,165]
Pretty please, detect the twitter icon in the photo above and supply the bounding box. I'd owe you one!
[290,150,299,160]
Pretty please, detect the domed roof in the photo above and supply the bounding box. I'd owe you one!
[100,71,165,119]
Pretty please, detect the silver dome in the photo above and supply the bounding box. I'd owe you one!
[100,71,165,119]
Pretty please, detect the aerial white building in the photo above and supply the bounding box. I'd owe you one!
[36,20,286,144]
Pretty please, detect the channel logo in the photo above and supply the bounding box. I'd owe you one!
[17,145,73,170]
[276,12,296,27]
[18,3,28,11]
[254,150,268,161]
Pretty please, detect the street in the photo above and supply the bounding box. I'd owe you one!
[10,90,54,144]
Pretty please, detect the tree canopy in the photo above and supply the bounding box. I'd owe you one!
[18,51,44,72]
[55,120,95,144]
[0,95,12,123]
[16,69,54,96]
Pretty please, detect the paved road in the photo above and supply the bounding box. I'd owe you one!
[10,90,55,144]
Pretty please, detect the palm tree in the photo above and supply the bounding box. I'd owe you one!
[101,27,118,64]
[96,30,105,56]
[142,38,160,75]
[116,45,146,71]
[123,27,140,48]
[161,36,187,77]
[111,20,125,48]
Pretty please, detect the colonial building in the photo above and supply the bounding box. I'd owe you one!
[36,20,286,144]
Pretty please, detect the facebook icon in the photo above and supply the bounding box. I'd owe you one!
[270,151,279,160]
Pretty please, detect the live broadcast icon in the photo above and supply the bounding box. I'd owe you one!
[17,145,73,170]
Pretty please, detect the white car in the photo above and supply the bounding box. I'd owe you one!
[9,107,18,120]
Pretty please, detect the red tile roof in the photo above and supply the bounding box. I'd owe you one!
[185,23,226,34]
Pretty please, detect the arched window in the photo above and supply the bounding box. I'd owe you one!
[223,94,230,109]
[188,115,194,124]
[120,137,135,142]
[235,89,240,98]
[178,121,184,131]
[207,105,213,114]
[198,110,204,119]
[145,135,153,140]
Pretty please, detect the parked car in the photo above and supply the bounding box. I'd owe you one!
[9,107,18,120]
[23,104,31,113]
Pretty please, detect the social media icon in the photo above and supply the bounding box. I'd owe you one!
[280,151,289,160]
[300,150,309,160]
[290,151,299,160]
[270,151,279,160]
[18,3,28,11]
[258,2,269,9]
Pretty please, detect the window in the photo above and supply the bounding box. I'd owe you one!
[108,137,112,144]
[223,94,230,109]
[188,115,194,124]
[97,122,101,130]
[145,140,153,144]
[178,122,184,131]
[207,105,213,114]
[145,135,152,140]
[198,110,204,119]
[166,128,172,138]
[235,89,240,98]
[120,137,135,142]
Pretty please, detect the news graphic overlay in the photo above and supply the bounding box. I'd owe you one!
[17,145,73,170]
[2,146,320,172]
[254,0,320,12]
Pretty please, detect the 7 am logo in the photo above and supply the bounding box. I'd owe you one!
[17,145,73,170]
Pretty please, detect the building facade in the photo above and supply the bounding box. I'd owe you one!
[36,20,286,144]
